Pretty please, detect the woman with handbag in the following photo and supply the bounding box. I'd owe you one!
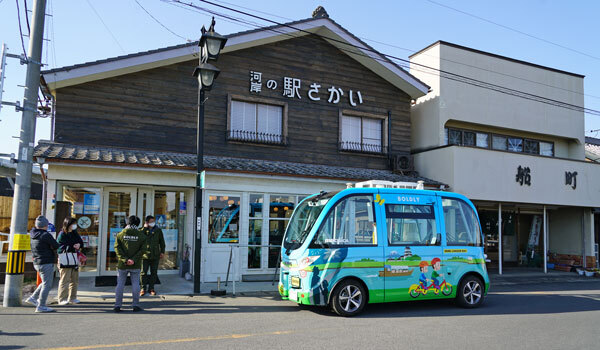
[57,217,84,305]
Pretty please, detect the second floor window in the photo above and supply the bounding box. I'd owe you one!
[340,115,384,153]
[229,100,283,144]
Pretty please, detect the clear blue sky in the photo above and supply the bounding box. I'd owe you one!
[1,0,600,155]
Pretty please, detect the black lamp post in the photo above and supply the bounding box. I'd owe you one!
[193,18,227,294]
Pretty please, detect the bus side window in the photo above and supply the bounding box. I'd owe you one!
[312,195,376,246]
[385,204,437,245]
[442,198,482,246]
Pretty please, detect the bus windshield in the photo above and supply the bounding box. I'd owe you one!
[283,191,337,252]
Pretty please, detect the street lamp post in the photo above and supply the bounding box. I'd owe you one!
[193,18,227,294]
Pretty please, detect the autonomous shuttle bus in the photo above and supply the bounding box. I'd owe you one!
[279,180,489,316]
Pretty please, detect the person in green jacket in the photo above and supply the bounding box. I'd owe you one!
[113,215,146,313]
[140,215,166,296]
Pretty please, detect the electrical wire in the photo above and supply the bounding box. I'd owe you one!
[168,0,600,117]
[426,0,600,62]
[209,0,600,101]
[15,0,27,55]
[86,0,125,54]
[134,0,190,42]
[23,0,30,34]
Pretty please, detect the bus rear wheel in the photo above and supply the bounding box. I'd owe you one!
[331,280,367,317]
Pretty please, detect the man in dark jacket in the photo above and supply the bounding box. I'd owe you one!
[26,216,59,313]
[113,215,146,312]
[140,215,165,296]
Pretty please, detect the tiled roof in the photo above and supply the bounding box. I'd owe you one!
[34,141,442,185]
[586,137,600,162]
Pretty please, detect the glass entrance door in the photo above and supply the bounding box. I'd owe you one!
[102,188,137,273]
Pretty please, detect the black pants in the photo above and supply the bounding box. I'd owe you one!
[140,259,159,291]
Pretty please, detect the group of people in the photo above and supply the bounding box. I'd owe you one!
[26,214,165,313]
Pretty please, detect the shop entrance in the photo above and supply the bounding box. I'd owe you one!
[58,184,189,276]
[479,205,546,272]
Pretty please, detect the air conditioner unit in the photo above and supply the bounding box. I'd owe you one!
[391,154,414,172]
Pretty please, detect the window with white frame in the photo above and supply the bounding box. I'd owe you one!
[229,100,284,144]
[340,114,384,153]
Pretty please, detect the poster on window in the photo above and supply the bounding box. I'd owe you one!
[83,194,100,214]
[108,228,122,252]
[163,229,178,252]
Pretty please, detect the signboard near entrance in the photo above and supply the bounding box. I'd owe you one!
[84,193,100,214]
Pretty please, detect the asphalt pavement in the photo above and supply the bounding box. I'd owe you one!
[1,279,600,350]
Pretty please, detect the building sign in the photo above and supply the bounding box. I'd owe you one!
[515,166,531,186]
[565,171,577,189]
[249,70,364,107]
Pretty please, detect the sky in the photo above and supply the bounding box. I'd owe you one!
[1,0,600,155]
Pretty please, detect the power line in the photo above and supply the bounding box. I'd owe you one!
[170,0,600,117]
[15,0,27,55]
[23,0,30,34]
[134,0,190,42]
[426,0,600,62]
[86,0,125,54]
[208,0,600,102]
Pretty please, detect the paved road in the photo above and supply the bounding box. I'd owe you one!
[1,280,599,350]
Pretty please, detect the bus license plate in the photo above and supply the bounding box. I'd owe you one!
[289,288,298,301]
[291,276,300,288]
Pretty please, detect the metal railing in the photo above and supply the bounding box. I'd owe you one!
[339,141,387,154]
[223,244,282,288]
[227,130,287,145]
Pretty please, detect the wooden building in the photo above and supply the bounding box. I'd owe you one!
[36,8,437,283]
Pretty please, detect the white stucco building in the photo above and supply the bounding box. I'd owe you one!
[410,41,600,272]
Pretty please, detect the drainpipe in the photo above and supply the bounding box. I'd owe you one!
[48,94,56,141]
[37,157,47,216]
[498,203,503,275]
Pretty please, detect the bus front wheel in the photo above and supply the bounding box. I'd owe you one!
[331,279,367,317]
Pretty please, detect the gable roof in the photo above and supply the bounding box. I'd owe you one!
[41,16,429,99]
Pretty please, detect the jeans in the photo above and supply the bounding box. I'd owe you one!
[31,264,55,307]
[115,269,140,308]
[140,259,159,291]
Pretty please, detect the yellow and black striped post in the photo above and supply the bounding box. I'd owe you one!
[5,250,27,275]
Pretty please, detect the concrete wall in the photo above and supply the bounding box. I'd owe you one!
[549,207,583,255]
[410,42,585,160]
[414,146,600,207]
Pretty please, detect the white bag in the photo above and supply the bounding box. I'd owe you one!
[58,252,78,268]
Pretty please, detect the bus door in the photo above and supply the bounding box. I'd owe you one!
[440,196,486,290]
[380,192,443,302]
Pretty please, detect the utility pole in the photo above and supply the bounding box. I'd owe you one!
[3,0,47,307]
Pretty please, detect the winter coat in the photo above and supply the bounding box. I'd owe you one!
[140,226,166,260]
[30,228,59,265]
[114,227,146,270]
[57,230,84,254]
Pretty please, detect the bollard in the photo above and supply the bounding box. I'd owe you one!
[210,276,226,296]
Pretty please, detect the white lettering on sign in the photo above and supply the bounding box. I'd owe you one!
[397,196,421,203]
[249,71,262,93]
[248,71,364,108]
[324,238,350,245]
[283,77,301,99]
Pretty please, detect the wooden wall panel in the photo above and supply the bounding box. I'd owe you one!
[54,35,414,170]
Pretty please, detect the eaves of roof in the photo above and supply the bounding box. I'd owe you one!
[41,16,429,98]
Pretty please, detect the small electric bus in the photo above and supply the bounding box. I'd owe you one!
[279,180,489,316]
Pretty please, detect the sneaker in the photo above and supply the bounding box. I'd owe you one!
[58,300,70,306]
[150,290,156,296]
[35,306,56,313]
[24,297,38,307]
[113,307,121,313]
[140,290,146,297]
[132,306,143,312]
[70,299,81,304]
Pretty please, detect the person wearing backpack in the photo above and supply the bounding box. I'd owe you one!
[25,216,59,313]
[56,217,84,305]
[140,215,165,296]
[113,215,146,312]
